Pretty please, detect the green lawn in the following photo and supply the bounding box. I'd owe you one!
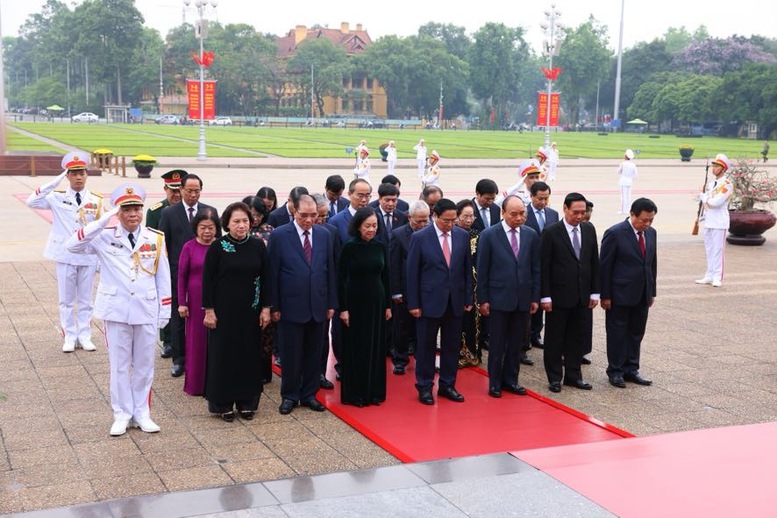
[7,122,765,160]
[6,129,66,154]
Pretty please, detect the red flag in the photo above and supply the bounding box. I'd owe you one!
[541,67,562,81]
[191,51,216,68]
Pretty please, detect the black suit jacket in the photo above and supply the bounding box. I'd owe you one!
[540,221,600,308]
[525,205,560,235]
[472,199,501,232]
[600,219,657,306]
[329,197,350,218]
[389,223,414,297]
[369,198,410,214]
[267,205,293,228]
[159,201,218,270]
[375,209,409,245]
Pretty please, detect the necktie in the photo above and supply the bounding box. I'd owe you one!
[638,231,646,258]
[510,228,519,259]
[75,192,82,206]
[442,232,451,267]
[572,227,581,259]
[188,206,195,223]
[330,201,337,217]
[303,230,312,265]
[128,232,136,249]
[481,207,489,227]
[385,213,392,232]
[537,210,546,231]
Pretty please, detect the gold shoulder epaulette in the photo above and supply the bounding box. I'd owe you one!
[93,193,103,198]
[146,227,163,235]
[149,201,163,211]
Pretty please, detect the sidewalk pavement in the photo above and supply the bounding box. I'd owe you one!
[1,157,775,515]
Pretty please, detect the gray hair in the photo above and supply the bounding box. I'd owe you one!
[312,193,328,208]
[408,200,430,216]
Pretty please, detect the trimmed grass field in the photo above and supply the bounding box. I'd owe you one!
[8,122,766,160]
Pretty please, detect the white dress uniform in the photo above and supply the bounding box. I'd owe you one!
[26,157,105,350]
[386,143,398,174]
[495,159,540,206]
[547,144,559,181]
[698,154,734,286]
[354,154,371,185]
[413,142,427,178]
[422,163,441,187]
[618,151,639,214]
[67,184,171,436]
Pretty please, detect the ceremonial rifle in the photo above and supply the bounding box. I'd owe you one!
[692,157,710,235]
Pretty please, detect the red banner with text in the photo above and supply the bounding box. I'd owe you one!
[536,92,561,127]
[187,80,217,120]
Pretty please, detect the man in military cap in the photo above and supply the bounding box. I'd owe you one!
[496,159,542,207]
[146,170,183,358]
[26,151,105,352]
[145,170,183,230]
[67,183,171,436]
[695,153,734,288]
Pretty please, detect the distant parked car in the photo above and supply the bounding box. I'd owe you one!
[72,112,99,123]
[156,114,179,125]
[209,116,233,126]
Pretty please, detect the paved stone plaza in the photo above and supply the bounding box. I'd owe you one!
[1,156,775,516]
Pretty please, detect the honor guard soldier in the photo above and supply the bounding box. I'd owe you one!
[145,170,183,230]
[67,183,171,437]
[354,146,372,185]
[695,154,734,288]
[422,150,442,188]
[145,170,183,359]
[26,151,104,352]
[496,159,543,206]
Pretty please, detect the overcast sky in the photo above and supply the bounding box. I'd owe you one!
[2,0,776,54]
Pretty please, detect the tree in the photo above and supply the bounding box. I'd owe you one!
[671,36,777,76]
[417,22,471,60]
[712,63,777,137]
[287,38,351,118]
[357,36,414,117]
[554,16,612,125]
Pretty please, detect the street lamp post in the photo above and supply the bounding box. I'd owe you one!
[540,5,563,151]
[183,0,218,161]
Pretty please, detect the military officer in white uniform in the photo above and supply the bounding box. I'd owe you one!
[421,150,442,188]
[354,146,371,185]
[67,183,171,437]
[26,151,104,352]
[695,153,734,288]
[496,159,542,206]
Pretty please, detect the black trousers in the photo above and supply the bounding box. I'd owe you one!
[208,394,261,414]
[543,305,585,384]
[582,307,593,356]
[415,299,463,391]
[392,300,416,369]
[488,308,528,388]
[605,304,649,378]
[279,319,325,403]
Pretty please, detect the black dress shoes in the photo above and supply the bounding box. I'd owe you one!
[170,364,184,377]
[301,399,326,412]
[279,399,296,415]
[161,344,173,359]
[624,373,652,386]
[438,386,465,402]
[564,379,593,390]
[392,365,406,375]
[531,336,544,349]
[488,387,502,398]
[502,384,527,396]
[580,357,592,365]
[609,376,626,388]
[418,390,434,405]
[319,375,334,390]
[549,382,562,393]
[520,357,534,366]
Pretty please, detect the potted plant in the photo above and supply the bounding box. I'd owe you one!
[93,148,113,170]
[131,154,157,179]
[727,157,777,245]
[679,144,694,161]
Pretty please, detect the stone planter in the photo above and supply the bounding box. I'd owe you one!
[679,148,694,162]
[727,209,777,246]
[134,164,154,179]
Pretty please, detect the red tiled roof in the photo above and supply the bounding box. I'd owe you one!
[276,27,372,58]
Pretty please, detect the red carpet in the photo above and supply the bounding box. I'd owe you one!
[515,422,777,517]
[310,359,630,463]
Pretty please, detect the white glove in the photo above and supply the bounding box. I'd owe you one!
[158,319,169,329]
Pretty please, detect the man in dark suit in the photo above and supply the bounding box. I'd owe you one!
[389,200,430,375]
[407,198,473,405]
[268,194,337,415]
[524,181,560,351]
[540,192,600,393]
[419,185,443,221]
[267,186,309,228]
[472,178,501,232]
[369,174,410,214]
[600,198,658,389]
[158,173,218,377]
[328,179,372,243]
[477,196,540,397]
[325,175,349,218]
[373,183,409,244]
